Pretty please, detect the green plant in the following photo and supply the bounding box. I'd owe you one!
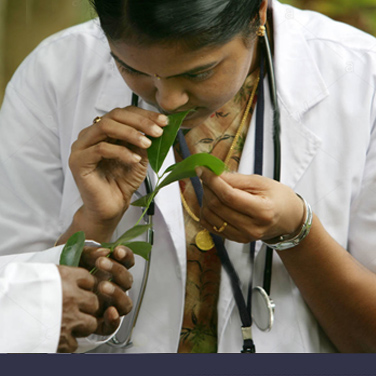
[59,111,226,266]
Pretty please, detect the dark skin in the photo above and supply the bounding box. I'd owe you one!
[55,0,269,350]
[57,245,134,353]
[57,0,376,354]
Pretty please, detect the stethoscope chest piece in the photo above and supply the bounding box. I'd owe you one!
[252,286,275,332]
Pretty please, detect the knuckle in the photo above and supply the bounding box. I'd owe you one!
[96,119,108,133]
[139,117,155,129]
[220,190,233,205]
[205,196,217,210]
[77,127,88,139]
[259,206,276,226]
[110,107,123,118]
[90,293,100,312]
[95,141,108,155]
[68,150,79,170]
[252,227,266,241]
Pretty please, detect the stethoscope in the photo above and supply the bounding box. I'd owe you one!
[108,27,281,352]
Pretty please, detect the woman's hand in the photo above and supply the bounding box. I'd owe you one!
[62,107,168,243]
[198,169,305,243]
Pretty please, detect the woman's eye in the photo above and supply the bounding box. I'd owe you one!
[185,70,214,82]
[119,65,144,77]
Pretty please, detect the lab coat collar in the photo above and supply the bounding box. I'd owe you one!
[94,55,133,113]
[272,0,329,121]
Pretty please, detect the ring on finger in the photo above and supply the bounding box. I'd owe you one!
[93,116,102,124]
[213,221,228,233]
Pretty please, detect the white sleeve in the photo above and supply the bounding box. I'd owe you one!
[0,74,63,257]
[348,92,376,271]
[0,243,121,353]
[0,262,62,353]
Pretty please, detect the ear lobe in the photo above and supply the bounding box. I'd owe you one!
[258,0,269,26]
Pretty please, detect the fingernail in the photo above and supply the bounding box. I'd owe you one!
[140,136,152,148]
[116,246,127,259]
[152,126,163,137]
[157,114,169,125]
[133,153,142,162]
[96,248,110,256]
[100,257,112,271]
[111,308,119,321]
[196,167,203,178]
[102,281,115,295]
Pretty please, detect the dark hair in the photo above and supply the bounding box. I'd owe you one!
[89,0,263,49]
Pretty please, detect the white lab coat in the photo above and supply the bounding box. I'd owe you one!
[0,0,375,353]
[0,260,61,353]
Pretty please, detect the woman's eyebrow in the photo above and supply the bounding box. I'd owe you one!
[110,52,217,78]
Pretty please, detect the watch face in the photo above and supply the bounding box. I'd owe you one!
[252,286,275,332]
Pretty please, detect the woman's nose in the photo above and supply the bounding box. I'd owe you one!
[155,79,189,113]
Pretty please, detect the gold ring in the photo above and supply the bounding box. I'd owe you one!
[213,222,227,233]
[93,116,102,123]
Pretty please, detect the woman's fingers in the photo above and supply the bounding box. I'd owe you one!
[74,107,167,151]
[199,169,305,242]
[75,142,145,169]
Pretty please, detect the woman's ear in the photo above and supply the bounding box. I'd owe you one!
[259,0,268,26]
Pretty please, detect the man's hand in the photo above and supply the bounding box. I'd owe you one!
[57,265,99,353]
[80,245,135,336]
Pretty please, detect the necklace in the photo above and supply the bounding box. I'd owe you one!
[180,75,261,251]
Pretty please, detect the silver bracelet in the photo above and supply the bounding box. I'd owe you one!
[263,194,313,251]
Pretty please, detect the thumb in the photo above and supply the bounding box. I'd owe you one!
[196,166,220,185]
[220,172,267,191]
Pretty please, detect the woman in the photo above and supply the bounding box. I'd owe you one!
[0,0,376,353]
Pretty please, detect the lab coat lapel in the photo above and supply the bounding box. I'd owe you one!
[94,55,133,113]
[153,150,187,283]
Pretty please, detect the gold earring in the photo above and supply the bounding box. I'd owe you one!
[257,25,266,37]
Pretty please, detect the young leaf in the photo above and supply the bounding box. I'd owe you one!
[131,192,154,207]
[156,153,226,191]
[59,231,86,267]
[147,110,193,174]
[103,224,152,249]
[120,241,152,261]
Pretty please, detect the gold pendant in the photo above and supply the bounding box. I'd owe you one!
[195,229,215,251]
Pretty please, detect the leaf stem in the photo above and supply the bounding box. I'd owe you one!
[134,175,161,227]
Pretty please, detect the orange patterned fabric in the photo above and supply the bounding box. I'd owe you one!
[175,69,260,353]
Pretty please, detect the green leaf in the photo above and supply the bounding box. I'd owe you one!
[156,153,226,191]
[59,231,86,267]
[131,193,154,207]
[103,224,152,249]
[147,110,193,174]
[119,241,152,261]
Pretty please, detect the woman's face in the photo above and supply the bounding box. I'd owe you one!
[109,35,258,128]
